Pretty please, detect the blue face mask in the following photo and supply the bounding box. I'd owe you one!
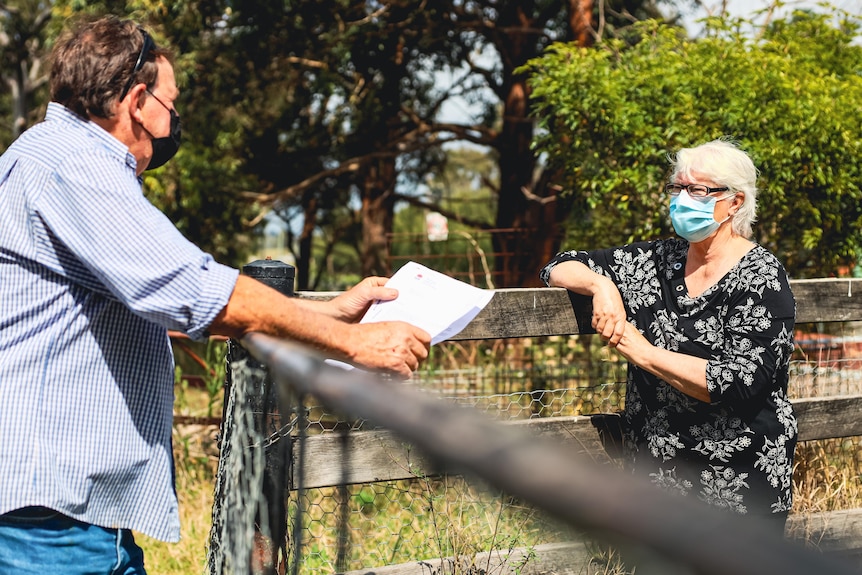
[669,191,732,243]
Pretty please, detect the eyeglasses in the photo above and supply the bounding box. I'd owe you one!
[665,183,729,198]
[119,28,156,102]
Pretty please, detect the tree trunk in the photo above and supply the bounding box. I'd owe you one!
[570,0,595,47]
[492,0,594,287]
[360,160,396,277]
[492,4,550,288]
[296,194,317,291]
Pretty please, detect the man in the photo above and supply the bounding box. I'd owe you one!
[0,15,430,574]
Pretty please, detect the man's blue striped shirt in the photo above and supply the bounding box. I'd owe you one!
[0,103,238,541]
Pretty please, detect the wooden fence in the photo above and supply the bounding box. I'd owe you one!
[279,278,862,573]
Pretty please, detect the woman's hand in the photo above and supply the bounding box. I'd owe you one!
[612,322,652,365]
[614,323,711,402]
[547,261,628,346]
[590,276,628,347]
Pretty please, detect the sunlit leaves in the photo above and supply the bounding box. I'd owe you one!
[525,8,862,277]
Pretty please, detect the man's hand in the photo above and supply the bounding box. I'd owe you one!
[328,276,398,322]
[345,321,431,378]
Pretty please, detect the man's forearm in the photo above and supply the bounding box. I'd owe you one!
[209,274,350,357]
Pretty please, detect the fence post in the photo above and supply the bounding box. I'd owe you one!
[209,257,295,575]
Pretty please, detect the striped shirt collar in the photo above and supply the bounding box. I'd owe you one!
[45,102,140,172]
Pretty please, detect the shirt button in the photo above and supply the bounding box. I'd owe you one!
[673,262,682,270]
[676,285,684,292]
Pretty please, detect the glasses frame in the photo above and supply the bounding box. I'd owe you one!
[119,29,156,102]
[665,183,730,198]
[146,89,173,114]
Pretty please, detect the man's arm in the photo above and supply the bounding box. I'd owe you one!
[209,275,431,378]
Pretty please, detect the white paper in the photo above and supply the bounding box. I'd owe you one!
[361,261,493,345]
[326,262,493,371]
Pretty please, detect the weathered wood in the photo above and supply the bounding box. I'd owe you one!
[339,510,862,575]
[294,396,862,490]
[795,395,862,441]
[787,508,862,556]
[294,414,622,489]
[791,279,862,324]
[301,278,862,341]
[452,288,591,340]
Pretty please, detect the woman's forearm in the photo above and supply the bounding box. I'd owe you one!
[616,324,712,403]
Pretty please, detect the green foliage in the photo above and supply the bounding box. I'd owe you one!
[525,9,862,277]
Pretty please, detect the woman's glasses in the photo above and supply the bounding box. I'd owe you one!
[665,183,729,198]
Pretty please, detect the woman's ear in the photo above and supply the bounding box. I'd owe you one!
[730,192,745,215]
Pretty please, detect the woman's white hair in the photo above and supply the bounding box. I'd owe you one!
[668,138,759,238]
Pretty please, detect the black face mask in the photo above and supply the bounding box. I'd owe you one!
[146,108,182,170]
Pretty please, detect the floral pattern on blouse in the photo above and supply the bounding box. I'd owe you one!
[541,237,797,517]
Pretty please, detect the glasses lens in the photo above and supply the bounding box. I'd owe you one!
[665,184,683,195]
[687,185,709,197]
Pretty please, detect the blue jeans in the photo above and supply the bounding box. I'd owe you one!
[0,507,146,575]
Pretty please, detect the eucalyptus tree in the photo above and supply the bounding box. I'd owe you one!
[169,0,468,285]
[37,0,698,286]
[432,0,698,286]
[164,0,697,286]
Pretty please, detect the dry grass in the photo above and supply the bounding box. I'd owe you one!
[793,438,862,513]
[138,425,220,575]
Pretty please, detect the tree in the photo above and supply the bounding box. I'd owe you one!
[171,1,468,284]
[428,0,697,287]
[201,0,694,286]
[39,0,693,285]
[0,0,52,143]
[525,9,862,277]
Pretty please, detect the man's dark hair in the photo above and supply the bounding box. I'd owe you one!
[50,15,171,119]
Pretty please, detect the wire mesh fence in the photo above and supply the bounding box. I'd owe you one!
[269,335,862,575]
[217,332,860,575]
[204,328,862,575]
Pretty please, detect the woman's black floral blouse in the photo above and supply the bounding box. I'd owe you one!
[541,237,797,517]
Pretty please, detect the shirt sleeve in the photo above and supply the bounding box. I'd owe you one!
[540,241,660,315]
[540,247,619,286]
[30,147,238,340]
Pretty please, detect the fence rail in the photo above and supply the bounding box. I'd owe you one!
[213,278,862,575]
[287,393,862,490]
[244,332,860,575]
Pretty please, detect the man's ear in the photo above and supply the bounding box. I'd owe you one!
[127,82,148,124]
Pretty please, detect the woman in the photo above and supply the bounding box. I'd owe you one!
[541,139,797,533]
